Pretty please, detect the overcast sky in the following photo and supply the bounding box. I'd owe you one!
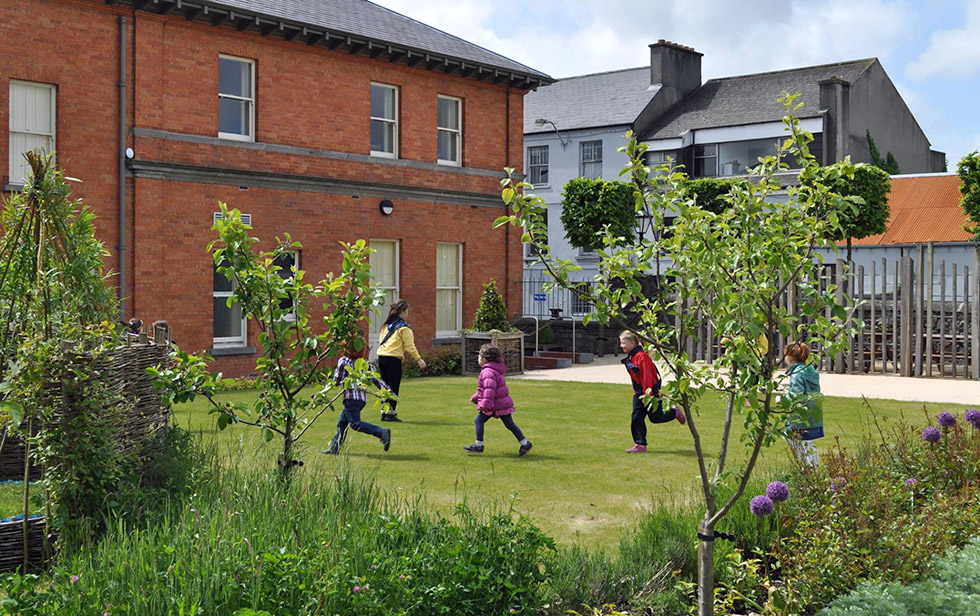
[374,0,980,170]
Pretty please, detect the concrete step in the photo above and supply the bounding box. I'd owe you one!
[538,351,594,364]
[524,356,573,370]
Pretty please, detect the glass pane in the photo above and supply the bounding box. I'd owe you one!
[9,133,50,184]
[438,130,457,162]
[531,164,548,185]
[371,119,394,153]
[370,241,396,287]
[438,97,458,129]
[528,146,548,166]
[371,85,395,119]
[436,244,459,287]
[694,156,717,177]
[718,138,778,176]
[213,267,234,293]
[582,161,601,180]
[436,289,458,332]
[10,83,53,133]
[273,252,296,280]
[219,58,251,98]
[370,288,397,334]
[213,297,243,338]
[695,144,717,156]
[219,98,249,135]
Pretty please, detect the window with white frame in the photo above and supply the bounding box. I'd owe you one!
[580,140,602,179]
[218,55,255,141]
[527,145,549,185]
[273,251,299,321]
[436,243,462,336]
[437,95,462,165]
[8,81,56,186]
[213,260,247,347]
[369,240,400,337]
[370,83,398,157]
[647,150,681,174]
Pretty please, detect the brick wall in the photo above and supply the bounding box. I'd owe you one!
[2,0,527,375]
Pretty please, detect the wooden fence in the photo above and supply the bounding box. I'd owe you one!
[686,245,980,379]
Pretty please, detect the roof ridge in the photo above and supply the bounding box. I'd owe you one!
[362,0,544,76]
[552,65,649,81]
[705,58,878,83]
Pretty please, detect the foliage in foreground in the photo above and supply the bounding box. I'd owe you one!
[0,451,554,616]
[959,151,980,243]
[819,537,980,616]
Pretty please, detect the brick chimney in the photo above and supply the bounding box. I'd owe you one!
[649,40,702,97]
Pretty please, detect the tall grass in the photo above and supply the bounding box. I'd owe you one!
[2,443,555,616]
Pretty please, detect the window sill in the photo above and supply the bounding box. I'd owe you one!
[370,151,398,159]
[432,336,461,345]
[437,159,461,167]
[2,184,24,193]
[531,183,551,189]
[217,133,255,143]
[210,345,256,357]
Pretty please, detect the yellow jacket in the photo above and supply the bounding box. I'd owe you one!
[377,323,422,362]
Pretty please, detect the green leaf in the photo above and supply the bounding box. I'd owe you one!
[0,401,24,428]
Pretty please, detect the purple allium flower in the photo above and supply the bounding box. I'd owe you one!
[399,574,406,580]
[750,495,774,517]
[922,426,941,443]
[70,575,79,584]
[938,412,956,428]
[369,564,377,570]
[353,585,361,594]
[905,478,917,489]
[766,481,790,503]
[966,409,980,428]
[831,476,847,491]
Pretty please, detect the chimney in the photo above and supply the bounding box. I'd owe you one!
[649,40,702,97]
[819,77,850,165]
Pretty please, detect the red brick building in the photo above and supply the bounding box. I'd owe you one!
[1,0,550,374]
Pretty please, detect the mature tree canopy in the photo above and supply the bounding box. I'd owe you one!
[958,151,980,244]
[560,177,637,251]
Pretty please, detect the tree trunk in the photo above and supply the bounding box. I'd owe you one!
[280,417,294,484]
[22,417,31,571]
[697,519,715,616]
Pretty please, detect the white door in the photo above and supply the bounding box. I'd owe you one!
[369,240,400,359]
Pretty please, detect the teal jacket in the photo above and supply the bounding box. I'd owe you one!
[785,363,824,440]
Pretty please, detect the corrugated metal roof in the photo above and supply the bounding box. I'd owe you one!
[851,174,970,245]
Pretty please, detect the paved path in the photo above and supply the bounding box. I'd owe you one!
[514,355,980,406]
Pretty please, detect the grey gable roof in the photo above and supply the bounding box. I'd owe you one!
[643,58,876,140]
[112,0,550,85]
[524,67,657,134]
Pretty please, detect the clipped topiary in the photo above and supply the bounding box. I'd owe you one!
[472,280,512,332]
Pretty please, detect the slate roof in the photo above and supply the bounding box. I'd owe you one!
[643,59,876,139]
[524,67,657,134]
[113,0,550,84]
[852,174,971,245]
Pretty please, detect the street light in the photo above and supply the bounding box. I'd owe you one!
[534,117,570,149]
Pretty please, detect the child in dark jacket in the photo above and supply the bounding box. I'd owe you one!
[620,331,686,453]
[463,344,533,456]
[322,342,392,455]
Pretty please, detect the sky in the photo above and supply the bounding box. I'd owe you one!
[373,0,980,170]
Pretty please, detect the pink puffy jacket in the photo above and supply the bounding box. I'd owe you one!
[469,360,515,416]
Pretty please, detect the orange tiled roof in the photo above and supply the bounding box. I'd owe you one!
[850,174,970,245]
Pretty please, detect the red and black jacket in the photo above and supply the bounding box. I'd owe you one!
[622,345,661,398]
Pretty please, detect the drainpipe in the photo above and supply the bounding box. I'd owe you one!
[504,87,511,313]
[118,16,127,319]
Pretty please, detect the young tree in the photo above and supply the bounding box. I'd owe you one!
[498,94,857,616]
[150,205,391,483]
[472,280,512,332]
[958,151,980,243]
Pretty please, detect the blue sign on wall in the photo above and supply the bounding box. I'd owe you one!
[533,293,547,301]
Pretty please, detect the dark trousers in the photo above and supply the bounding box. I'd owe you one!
[330,399,384,449]
[475,412,525,442]
[378,355,403,414]
[630,396,676,446]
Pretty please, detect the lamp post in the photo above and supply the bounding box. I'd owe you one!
[534,118,570,149]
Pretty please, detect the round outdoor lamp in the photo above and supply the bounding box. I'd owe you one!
[379,199,394,215]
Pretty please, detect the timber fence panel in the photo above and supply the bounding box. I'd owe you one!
[915,246,924,376]
[973,247,980,380]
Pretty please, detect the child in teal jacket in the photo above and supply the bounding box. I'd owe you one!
[783,342,823,466]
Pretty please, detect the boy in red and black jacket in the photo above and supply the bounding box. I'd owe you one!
[620,331,686,453]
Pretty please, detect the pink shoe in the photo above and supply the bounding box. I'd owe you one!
[674,407,686,425]
[625,444,647,453]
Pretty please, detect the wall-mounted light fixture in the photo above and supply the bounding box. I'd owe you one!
[379,199,394,215]
[534,118,570,149]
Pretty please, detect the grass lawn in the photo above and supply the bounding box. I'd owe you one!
[159,375,971,553]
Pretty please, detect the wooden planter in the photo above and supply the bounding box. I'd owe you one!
[461,332,525,376]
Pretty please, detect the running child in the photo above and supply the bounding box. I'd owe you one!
[620,330,685,453]
[323,341,392,454]
[462,344,533,456]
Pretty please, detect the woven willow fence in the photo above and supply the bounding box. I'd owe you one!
[0,340,171,572]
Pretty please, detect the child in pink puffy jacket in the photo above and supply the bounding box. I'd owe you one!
[463,344,533,456]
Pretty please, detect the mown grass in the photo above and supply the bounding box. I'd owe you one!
[165,375,972,552]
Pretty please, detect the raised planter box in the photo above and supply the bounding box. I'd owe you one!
[462,332,524,376]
